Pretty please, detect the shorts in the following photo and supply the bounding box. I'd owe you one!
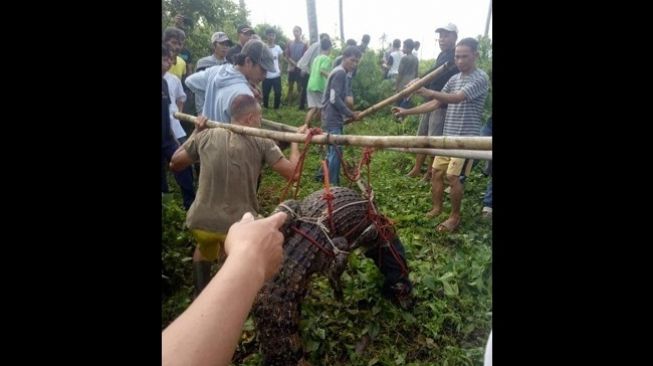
[432,156,473,177]
[190,229,227,261]
[307,90,323,108]
[416,107,446,136]
[288,68,302,83]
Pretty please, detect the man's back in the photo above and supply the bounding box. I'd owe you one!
[396,54,419,91]
[183,128,283,232]
[185,64,252,123]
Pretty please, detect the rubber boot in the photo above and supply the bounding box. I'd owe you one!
[192,260,213,298]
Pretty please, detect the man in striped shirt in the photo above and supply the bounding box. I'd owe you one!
[392,37,489,232]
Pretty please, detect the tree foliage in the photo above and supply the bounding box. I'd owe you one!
[161,0,249,64]
[351,50,395,110]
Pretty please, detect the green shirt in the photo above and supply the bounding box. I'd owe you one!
[307,54,332,92]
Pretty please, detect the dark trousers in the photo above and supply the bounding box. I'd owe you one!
[298,73,309,110]
[161,143,195,210]
[263,77,282,109]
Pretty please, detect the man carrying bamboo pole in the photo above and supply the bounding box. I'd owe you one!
[405,23,459,181]
[393,38,489,232]
[170,94,307,297]
[315,45,362,185]
[185,40,274,124]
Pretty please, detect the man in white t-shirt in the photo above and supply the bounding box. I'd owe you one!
[262,28,284,109]
[383,39,403,79]
[163,72,188,144]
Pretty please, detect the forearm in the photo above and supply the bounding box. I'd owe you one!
[423,90,464,104]
[333,98,353,118]
[289,143,300,166]
[404,99,441,115]
[162,255,266,366]
[184,71,206,95]
[169,145,192,172]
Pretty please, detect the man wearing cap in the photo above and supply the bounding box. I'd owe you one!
[185,39,276,124]
[393,37,489,233]
[192,32,234,112]
[196,32,234,71]
[404,23,460,182]
[226,24,255,65]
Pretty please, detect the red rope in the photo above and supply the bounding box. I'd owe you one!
[366,202,409,277]
[317,142,407,276]
[290,226,335,257]
[279,127,322,203]
[336,146,375,183]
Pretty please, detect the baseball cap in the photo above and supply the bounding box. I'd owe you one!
[435,23,459,34]
[237,24,255,35]
[211,31,234,46]
[241,39,276,73]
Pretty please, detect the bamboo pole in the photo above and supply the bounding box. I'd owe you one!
[261,118,299,132]
[385,147,492,161]
[346,61,458,124]
[258,118,491,160]
[175,112,492,150]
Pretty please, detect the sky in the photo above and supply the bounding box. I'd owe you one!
[243,0,492,60]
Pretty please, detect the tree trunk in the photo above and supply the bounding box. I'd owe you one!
[306,0,318,43]
[484,0,492,37]
[339,0,345,46]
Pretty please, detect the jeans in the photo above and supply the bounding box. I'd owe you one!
[161,142,195,210]
[483,179,492,208]
[315,127,343,185]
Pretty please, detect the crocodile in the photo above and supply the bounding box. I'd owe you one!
[252,186,411,365]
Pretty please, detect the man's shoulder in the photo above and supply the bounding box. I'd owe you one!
[197,55,215,64]
[405,54,418,62]
[240,134,278,153]
[473,68,489,79]
[436,49,455,64]
[164,72,181,84]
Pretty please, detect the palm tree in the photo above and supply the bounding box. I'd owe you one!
[484,0,492,37]
[306,0,318,43]
[339,0,345,46]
